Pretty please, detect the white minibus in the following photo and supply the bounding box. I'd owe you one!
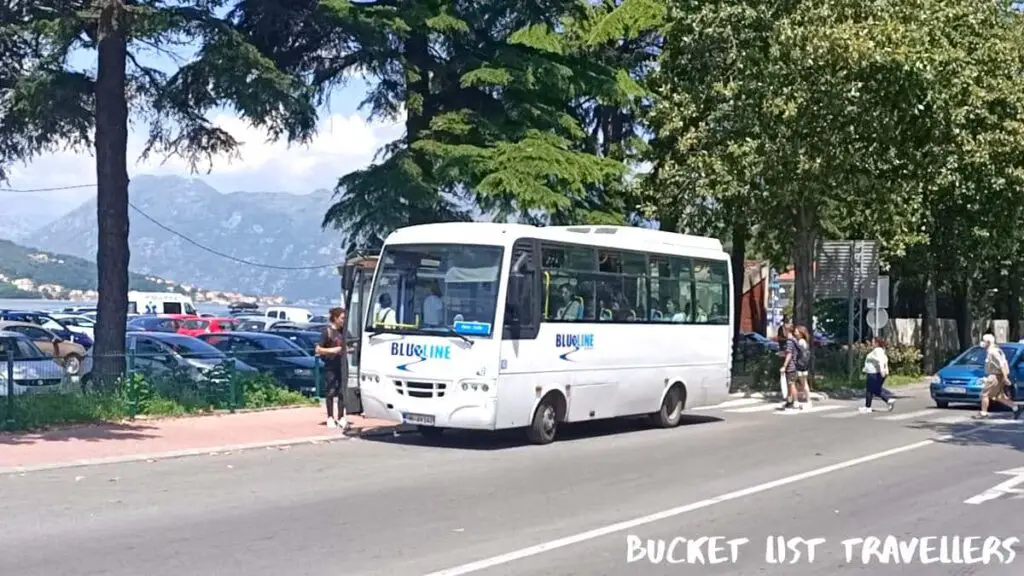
[357,223,733,444]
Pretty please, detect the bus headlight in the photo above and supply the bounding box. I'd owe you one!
[460,380,492,393]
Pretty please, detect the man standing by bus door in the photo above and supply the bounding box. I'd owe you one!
[316,307,350,430]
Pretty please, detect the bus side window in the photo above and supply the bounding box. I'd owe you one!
[504,239,540,340]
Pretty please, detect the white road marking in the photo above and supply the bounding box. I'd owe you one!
[930,414,975,425]
[691,398,763,411]
[875,409,941,422]
[726,403,781,413]
[774,404,844,415]
[422,435,961,576]
[820,410,863,419]
[965,467,1024,505]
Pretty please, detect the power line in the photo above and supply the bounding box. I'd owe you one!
[0,182,342,271]
[0,183,97,193]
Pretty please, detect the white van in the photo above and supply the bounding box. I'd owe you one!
[128,291,198,315]
[265,306,313,322]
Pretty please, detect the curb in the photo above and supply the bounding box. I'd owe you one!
[0,433,353,476]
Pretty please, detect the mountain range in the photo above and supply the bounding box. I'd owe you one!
[23,175,347,302]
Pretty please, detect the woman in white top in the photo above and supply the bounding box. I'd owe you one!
[860,337,895,413]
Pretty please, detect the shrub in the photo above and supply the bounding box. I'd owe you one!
[0,369,314,432]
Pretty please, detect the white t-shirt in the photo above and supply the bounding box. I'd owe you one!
[374,306,396,326]
[423,294,444,326]
[863,347,888,375]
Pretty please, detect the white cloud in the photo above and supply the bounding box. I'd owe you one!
[3,111,404,214]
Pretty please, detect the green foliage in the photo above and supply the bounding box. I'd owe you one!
[232,0,643,250]
[0,370,312,432]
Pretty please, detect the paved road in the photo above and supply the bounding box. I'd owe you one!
[3,385,1024,576]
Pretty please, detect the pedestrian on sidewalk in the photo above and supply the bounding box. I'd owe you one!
[315,307,350,430]
[778,324,800,411]
[974,334,1024,420]
[794,325,813,407]
[860,337,895,413]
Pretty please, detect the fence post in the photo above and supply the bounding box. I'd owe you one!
[126,348,137,421]
[228,361,237,413]
[314,358,322,399]
[5,344,14,431]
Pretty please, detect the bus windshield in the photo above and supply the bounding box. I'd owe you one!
[367,244,504,337]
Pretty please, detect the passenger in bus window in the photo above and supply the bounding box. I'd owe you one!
[422,281,444,326]
[555,284,583,321]
[665,300,685,322]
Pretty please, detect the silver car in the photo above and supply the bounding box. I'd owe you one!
[0,331,69,396]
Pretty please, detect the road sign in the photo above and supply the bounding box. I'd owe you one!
[814,241,879,298]
[964,467,1024,504]
[865,308,889,330]
[873,276,890,308]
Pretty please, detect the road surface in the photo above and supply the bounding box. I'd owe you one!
[3,386,1023,575]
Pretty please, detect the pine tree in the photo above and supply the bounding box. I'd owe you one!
[0,0,315,381]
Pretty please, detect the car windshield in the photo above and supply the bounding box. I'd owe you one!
[0,336,46,360]
[160,335,225,359]
[366,243,504,337]
[953,345,1016,366]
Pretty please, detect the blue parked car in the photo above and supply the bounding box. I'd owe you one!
[931,343,1024,408]
[0,310,93,349]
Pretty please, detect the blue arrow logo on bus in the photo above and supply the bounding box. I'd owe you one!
[556,333,594,362]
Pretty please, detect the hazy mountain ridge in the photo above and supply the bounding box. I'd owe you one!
[25,175,346,301]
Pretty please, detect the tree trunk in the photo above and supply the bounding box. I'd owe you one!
[921,271,938,374]
[730,221,747,351]
[954,278,973,351]
[92,0,130,385]
[1009,273,1021,342]
[792,206,817,329]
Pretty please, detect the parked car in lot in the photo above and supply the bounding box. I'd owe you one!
[126,332,257,380]
[0,310,93,349]
[267,329,321,355]
[50,313,96,340]
[0,331,68,395]
[197,332,321,394]
[178,317,239,337]
[233,316,300,332]
[931,342,1024,408]
[0,321,87,375]
[127,315,186,333]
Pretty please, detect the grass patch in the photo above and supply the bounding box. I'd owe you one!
[0,371,315,432]
[813,373,924,392]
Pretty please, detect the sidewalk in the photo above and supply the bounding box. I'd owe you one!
[0,405,401,473]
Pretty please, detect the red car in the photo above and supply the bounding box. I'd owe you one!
[178,317,240,337]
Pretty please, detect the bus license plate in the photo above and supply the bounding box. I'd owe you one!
[944,386,966,394]
[404,413,435,426]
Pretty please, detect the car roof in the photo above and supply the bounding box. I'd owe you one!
[198,331,283,338]
[0,320,48,330]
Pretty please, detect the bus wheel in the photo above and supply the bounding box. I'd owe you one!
[418,426,444,438]
[527,395,561,445]
[651,384,685,428]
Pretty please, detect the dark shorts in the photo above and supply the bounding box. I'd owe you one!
[785,371,797,385]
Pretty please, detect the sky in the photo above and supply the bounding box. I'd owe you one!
[3,73,401,218]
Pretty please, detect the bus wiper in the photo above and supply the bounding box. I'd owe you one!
[441,325,473,347]
[367,324,385,339]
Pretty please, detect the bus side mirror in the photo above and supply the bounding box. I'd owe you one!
[341,265,356,293]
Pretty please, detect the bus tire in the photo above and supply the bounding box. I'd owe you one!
[418,426,444,438]
[527,393,563,445]
[651,384,685,428]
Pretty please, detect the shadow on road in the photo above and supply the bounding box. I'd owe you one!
[358,414,724,450]
[0,422,158,446]
[907,409,1024,453]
